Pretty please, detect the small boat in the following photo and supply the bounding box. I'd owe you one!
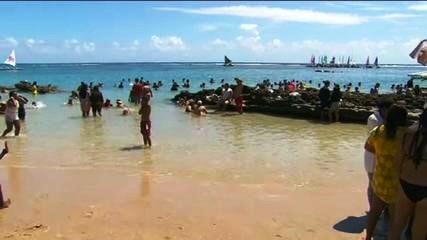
[373,56,379,68]
[365,56,373,68]
[224,55,233,67]
[408,71,427,80]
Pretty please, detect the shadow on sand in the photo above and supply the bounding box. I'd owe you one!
[334,214,393,240]
[333,215,367,234]
[120,145,144,151]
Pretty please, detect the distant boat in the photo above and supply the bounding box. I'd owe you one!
[408,71,427,80]
[374,56,379,68]
[1,49,20,70]
[365,56,372,68]
[224,55,233,67]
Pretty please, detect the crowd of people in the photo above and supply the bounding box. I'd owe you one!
[176,77,246,115]
[0,41,426,240]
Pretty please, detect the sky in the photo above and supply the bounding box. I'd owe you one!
[0,1,426,64]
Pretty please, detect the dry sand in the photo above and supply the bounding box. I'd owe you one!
[0,166,368,240]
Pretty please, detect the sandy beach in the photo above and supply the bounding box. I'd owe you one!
[0,165,367,240]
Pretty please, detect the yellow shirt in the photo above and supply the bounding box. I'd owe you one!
[367,125,406,204]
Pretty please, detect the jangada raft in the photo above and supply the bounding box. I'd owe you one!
[14,81,59,94]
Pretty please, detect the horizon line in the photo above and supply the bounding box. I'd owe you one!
[11,61,423,65]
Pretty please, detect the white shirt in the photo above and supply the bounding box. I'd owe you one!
[222,88,233,100]
[364,111,383,173]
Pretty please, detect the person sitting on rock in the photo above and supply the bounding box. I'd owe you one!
[217,83,233,111]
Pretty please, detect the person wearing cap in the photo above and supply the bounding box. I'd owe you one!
[364,96,394,210]
[233,78,244,114]
[318,80,331,121]
[1,91,21,137]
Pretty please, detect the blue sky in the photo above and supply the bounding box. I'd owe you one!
[0,1,426,63]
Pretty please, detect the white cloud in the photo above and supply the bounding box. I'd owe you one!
[236,35,264,53]
[82,42,95,52]
[64,39,95,53]
[267,38,283,49]
[375,13,419,20]
[113,40,140,51]
[151,35,186,51]
[0,37,18,48]
[155,6,367,25]
[26,38,45,48]
[198,24,218,32]
[209,38,233,49]
[240,24,259,36]
[408,4,427,11]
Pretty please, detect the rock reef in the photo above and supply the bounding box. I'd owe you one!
[172,85,426,123]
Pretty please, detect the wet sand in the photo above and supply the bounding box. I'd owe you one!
[0,165,367,240]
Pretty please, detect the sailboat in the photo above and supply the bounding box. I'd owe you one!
[365,56,372,68]
[224,55,233,67]
[1,50,18,70]
[373,56,379,68]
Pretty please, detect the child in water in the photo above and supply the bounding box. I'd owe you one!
[139,96,152,147]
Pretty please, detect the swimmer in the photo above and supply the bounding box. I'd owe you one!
[116,99,124,108]
[103,99,113,108]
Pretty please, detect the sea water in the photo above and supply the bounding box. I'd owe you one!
[0,63,425,185]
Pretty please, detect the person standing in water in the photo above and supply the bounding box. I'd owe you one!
[233,78,244,114]
[328,84,342,122]
[1,92,21,137]
[0,141,10,209]
[139,96,152,147]
[89,86,104,117]
[318,80,331,121]
[78,82,91,117]
[17,94,29,121]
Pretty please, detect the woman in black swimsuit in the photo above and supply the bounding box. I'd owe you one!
[389,109,427,240]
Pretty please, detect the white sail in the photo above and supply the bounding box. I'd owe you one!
[4,50,16,67]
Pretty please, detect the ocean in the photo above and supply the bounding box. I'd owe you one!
[0,63,425,185]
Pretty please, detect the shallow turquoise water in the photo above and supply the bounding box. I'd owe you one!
[0,63,424,185]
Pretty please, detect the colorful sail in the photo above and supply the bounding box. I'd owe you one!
[4,49,16,67]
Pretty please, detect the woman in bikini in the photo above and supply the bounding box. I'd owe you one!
[389,108,427,240]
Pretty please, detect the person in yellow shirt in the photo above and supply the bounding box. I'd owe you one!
[364,105,408,240]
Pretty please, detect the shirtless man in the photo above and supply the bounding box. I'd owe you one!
[0,141,10,209]
[139,96,152,147]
